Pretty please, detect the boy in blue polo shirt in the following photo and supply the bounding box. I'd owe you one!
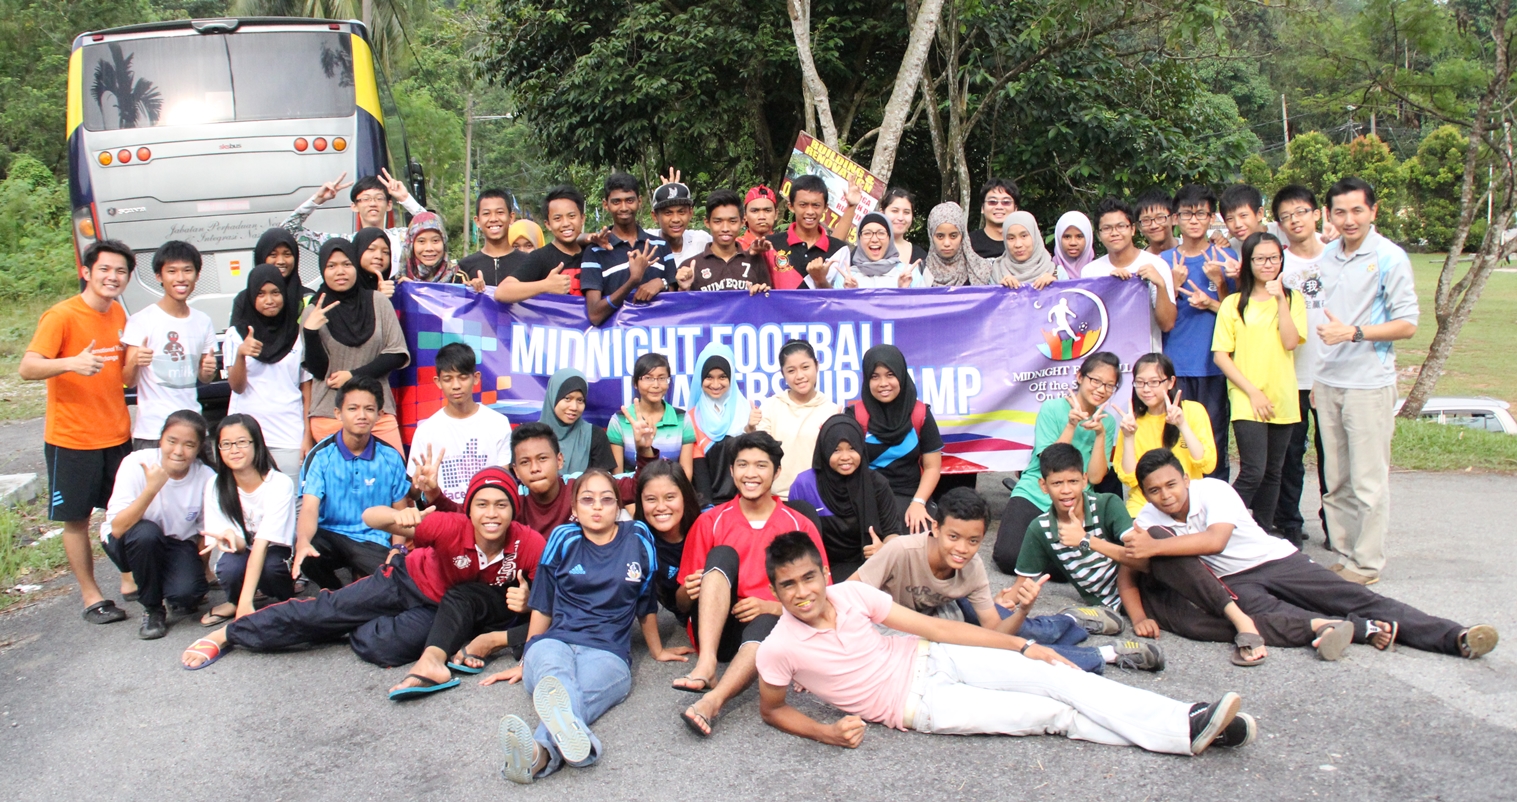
[581,172,676,325]
[295,375,413,589]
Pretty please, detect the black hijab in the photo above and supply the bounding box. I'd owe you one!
[315,238,375,348]
[861,344,917,446]
[254,227,303,299]
[351,227,391,293]
[813,414,881,549]
[229,263,299,364]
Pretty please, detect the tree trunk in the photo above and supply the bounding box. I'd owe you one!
[868,0,946,183]
[788,0,839,148]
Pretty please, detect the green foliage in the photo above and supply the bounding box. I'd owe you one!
[1271,131,1336,198]
[1270,132,1408,240]
[0,155,75,301]
[1240,153,1272,188]
[1404,124,1488,250]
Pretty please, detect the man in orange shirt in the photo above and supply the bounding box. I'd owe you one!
[21,240,136,624]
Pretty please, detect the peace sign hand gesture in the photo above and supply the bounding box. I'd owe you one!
[314,172,352,205]
[659,167,683,188]
[627,242,657,284]
[1118,402,1139,436]
[303,293,341,330]
[1164,388,1186,427]
[378,167,411,204]
[1065,391,1092,429]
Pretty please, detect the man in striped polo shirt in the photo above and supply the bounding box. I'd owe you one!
[295,375,414,590]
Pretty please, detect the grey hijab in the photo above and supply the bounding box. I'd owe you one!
[851,212,902,277]
[995,211,1057,284]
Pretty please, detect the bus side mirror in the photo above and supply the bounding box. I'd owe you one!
[408,159,427,208]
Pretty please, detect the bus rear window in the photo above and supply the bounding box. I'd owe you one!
[82,31,355,131]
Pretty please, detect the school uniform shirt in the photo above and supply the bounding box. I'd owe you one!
[123,304,217,440]
[755,582,919,731]
[1213,292,1308,424]
[224,328,310,451]
[299,433,411,547]
[458,249,527,287]
[606,404,694,466]
[1281,248,1327,390]
[1013,491,1132,609]
[1008,396,1117,510]
[506,243,585,295]
[680,246,770,292]
[766,224,850,290]
[757,391,842,499]
[527,520,660,665]
[787,468,906,569]
[852,531,993,613]
[408,405,514,503]
[1158,246,1236,378]
[1134,477,1297,577]
[1314,229,1419,390]
[27,295,129,450]
[653,227,713,268]
[1082,251,1176,351]
[851,404,944,498]
[1112,402,1217,516]
[201,470,298,548]
[678,498,830,602]
[100,448,214,541]
[968,229,1005,259]
[581,230,675,298]
[406,511,545,603]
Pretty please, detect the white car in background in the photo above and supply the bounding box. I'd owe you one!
[1395,396,1517,435]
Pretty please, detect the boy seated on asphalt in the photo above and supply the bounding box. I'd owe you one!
[181,467,544,685]
[755,532,1256,756]
[1119,449,1498,662]
[672,431,830,737]
[852,486,1162,673]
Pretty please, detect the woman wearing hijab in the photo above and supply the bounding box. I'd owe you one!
[925,202,995,286]
[300,238,410,451]
[850,212,930,288]
[403,211,473,287]
[994,210,1058,290]
[352,227,396,297]
[689,343,760,507]
[846,344,945,534]
[537,367,615,476]
[1051,211,1095,280]
[509,220,545,253]
[254,227,308,301]
[787,414,905,579]
[225,263,310,481]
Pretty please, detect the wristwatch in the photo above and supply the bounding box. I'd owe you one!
[1352,325,1365,343]
[1019,639,1036,654]
[1078,535,1091,552]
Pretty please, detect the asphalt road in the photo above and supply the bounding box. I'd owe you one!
[2,463,1514,802]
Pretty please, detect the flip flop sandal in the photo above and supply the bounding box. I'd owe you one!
[1314,621,1354,661]
[498,715,537,785]
[122,591,140,602]
[672,674,714,693]
[446,653,487,674]
[1230,632,1267,667]
[387,674,461,701]
[1368,621,1399,652]
[201,609,234,627]
[183,638,230,671]
[681,707,719,738]
[82,600,127,625]
[534,676,591,765]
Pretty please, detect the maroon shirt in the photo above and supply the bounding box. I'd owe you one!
[405,512,546,603]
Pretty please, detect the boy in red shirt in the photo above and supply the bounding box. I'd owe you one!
[672,431,829,736]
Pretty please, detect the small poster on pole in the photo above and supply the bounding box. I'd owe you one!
[781,132,888,243]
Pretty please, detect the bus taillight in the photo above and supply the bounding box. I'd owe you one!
[333,138,347,151]
[136,147,151,162]
[78,217,95,238]
[98,152,112,166]
[313,137,328,152]
[294,137,308,152]
[117,149,132,163]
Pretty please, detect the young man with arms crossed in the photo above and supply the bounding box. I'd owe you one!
[1313,177,1419,584]
[581,172,675,325]
[1272,184,1330,546]
[122,241,218,450]
[756,531,1255,755]
[294,376,413,590]
[284,169,426,277]
[1160,184,1234,480]
[21,240,136,624]
[407,343,514,505]
[968,177,1019,259]
[855,486,1163,673]
[672,431,830,737]
[496,186,583,304]
[459,189,521,287]
[1136,189,1179,256]
[1081,198,1177,350]
[1123,448,1497,660]
[767,176,852,290]
[675,190,772,294]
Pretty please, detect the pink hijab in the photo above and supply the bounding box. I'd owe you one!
[1052,211,1094,279]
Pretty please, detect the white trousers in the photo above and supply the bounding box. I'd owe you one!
[908,643,1193,755]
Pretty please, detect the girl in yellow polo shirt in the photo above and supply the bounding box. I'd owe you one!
[1114,352,1216,516]
[1212,232,1306,535]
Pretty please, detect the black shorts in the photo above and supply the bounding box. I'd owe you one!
[45,441,131,522]
[697,544,781,662]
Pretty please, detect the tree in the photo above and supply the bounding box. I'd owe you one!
[1404,124,1489,250]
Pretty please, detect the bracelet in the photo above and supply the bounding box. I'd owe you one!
[1019,639,1035,654]
[912,497,926,506]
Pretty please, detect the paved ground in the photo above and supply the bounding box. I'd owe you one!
[2,464,1515,801]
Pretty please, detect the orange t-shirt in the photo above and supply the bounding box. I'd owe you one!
[27,295,130,449]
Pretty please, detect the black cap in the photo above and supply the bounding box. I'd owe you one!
[652,182,694,211]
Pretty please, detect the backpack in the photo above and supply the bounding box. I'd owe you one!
[850,399,927,443]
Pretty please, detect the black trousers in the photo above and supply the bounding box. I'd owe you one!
[423,581,531,657]
[1274,389,1328,538]
[1232,419,1293,534]
[1177,375,1230,481]
[225,560,438,667]
[103,520,207,611]
[215,545,295,605]
[991,496,1044,575]
[299,529,391,591]
[696,544,780,662]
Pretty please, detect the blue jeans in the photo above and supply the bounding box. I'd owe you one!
[956,600,1105,674]
[521,638,632,777]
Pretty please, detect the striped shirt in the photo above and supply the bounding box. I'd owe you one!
[1013,491,1133,609]
[299,433,412,547]
[607,403,695,466]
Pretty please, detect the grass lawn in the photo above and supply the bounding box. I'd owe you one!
[0,499,71,611]
[0,295,69,423]
[1398,254,1517,406]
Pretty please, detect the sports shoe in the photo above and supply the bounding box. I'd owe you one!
[1460,624,1499,659]
[534,675,592,765]
[498,715,537,785]
[1111,639,1165,672]
[1189,692,1241,755]
[1213,712,1257,749]
[138,608,168,640]
[1058,605,1124,636]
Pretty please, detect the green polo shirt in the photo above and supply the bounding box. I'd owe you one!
[1014,490,1132,609]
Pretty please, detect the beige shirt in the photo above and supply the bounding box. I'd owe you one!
[757,390,840,499]
[852,532,993,613]
[302,291,410,419]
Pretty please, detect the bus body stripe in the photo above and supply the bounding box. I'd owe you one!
[351,33,383,125]
[66,49,83,137]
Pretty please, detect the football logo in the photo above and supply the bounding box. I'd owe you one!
[1036,288,1109,361]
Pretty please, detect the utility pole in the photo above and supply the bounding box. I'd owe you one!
[463,94,474,251]
[362,0,372,30]
[1281,94,1290,146]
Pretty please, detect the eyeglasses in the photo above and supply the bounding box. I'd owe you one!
[1137,215,1170,226]
[1098,223,1133,234]
[1251,255,1283,266]
[1276,208,1316,223]
[218,439,254,451]
[860,229,889,240]
[1176,211,1209,221]
[983,198,1016,208]
[577,494,619,508]
[640,374,671,385]
[1132,379,1170,390]
[1084,377,1118,393]
[354,192,389,205]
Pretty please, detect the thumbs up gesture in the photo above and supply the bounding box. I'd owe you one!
[746,397,764,432]
[238,326,263,359]
[133,337,155,367]
[506,571,530,613]
[1013,573,1050,608]
[395,505,435,529]
[862,526,885,559]
[1317,309,1357,345]
[71,340,104,376]
[467,270,487,293]
[544,262,573,295]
